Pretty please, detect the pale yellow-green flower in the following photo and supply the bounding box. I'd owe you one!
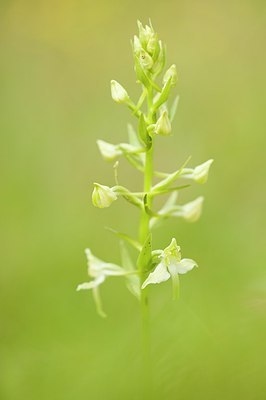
[77,249,126,317]
[154,110,172,136]
[142,238,197,298]
[110,80,130,104]
[92,183,117,208]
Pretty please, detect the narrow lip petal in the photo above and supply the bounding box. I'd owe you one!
[76,275,105,291]
[141,262,170,289]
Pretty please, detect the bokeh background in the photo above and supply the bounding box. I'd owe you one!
[1,0,266,399]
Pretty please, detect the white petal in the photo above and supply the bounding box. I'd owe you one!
[76,275,105,291]
[141,262,170,289]
[181,196,204,222]
[102,263,127,276]
[176,259,198,274]
[193,159,213,184]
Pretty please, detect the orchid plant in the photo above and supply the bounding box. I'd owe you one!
[77,19,213,362]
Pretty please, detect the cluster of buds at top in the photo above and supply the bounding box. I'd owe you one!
[78,20,213,316]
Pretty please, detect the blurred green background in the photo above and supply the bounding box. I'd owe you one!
[1,0,266,399]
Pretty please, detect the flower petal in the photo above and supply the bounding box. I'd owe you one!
[141,262,170,289]
[176,258,198,274]
[76,275,105,291]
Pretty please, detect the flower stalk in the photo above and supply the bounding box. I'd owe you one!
[77,20,213,395]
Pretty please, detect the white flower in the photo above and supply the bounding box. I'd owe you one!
[155,110,172,136]
[92,183,117,208]
[183,159,214,184]
[97,140,122,161]
[110,80,130,104]
[77,249,126,317]
[142,238,197,298]
[172,196,204,222]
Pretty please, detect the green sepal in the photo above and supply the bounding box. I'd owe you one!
[106,227,141,251]
[137,233,152,273]
[152,37,160,63]
[138,113,152,149]
[152,77,172,112]
[169,95,180,122]
[152,41,166,77]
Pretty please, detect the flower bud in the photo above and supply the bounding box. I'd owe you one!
[181,197,204,222]
[92,183,118,208]
[133,35,142,55]
[139,49,153,70]
[155,110,172,136]
[163,64,178,87]
[193,159,213,184]
[147,34,158,56]
[97,140,121,162]
[137,20,153,47]
[110,80,130,104]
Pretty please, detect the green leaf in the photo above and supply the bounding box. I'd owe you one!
[124,153,144,172]
[128,123,141,147]
[105,227,141,251]
[169,95,180,122]
[138,113,152,149]
[152,77,172,112]
[152,156,191,192]
[137,233,152,272]
[152,41,166,77]
[152,184,190,196]
[135,56,161,92]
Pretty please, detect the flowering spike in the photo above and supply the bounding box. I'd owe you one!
[79,20,213,328]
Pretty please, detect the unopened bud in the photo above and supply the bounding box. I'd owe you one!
[155,110,172,136]
[139,49,153,70]
[92,183,118,208]
[193,160,213,184]
[110,80,130,104]
[182,197,204,222]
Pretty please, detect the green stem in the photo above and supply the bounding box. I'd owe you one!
[138,85,156,395]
